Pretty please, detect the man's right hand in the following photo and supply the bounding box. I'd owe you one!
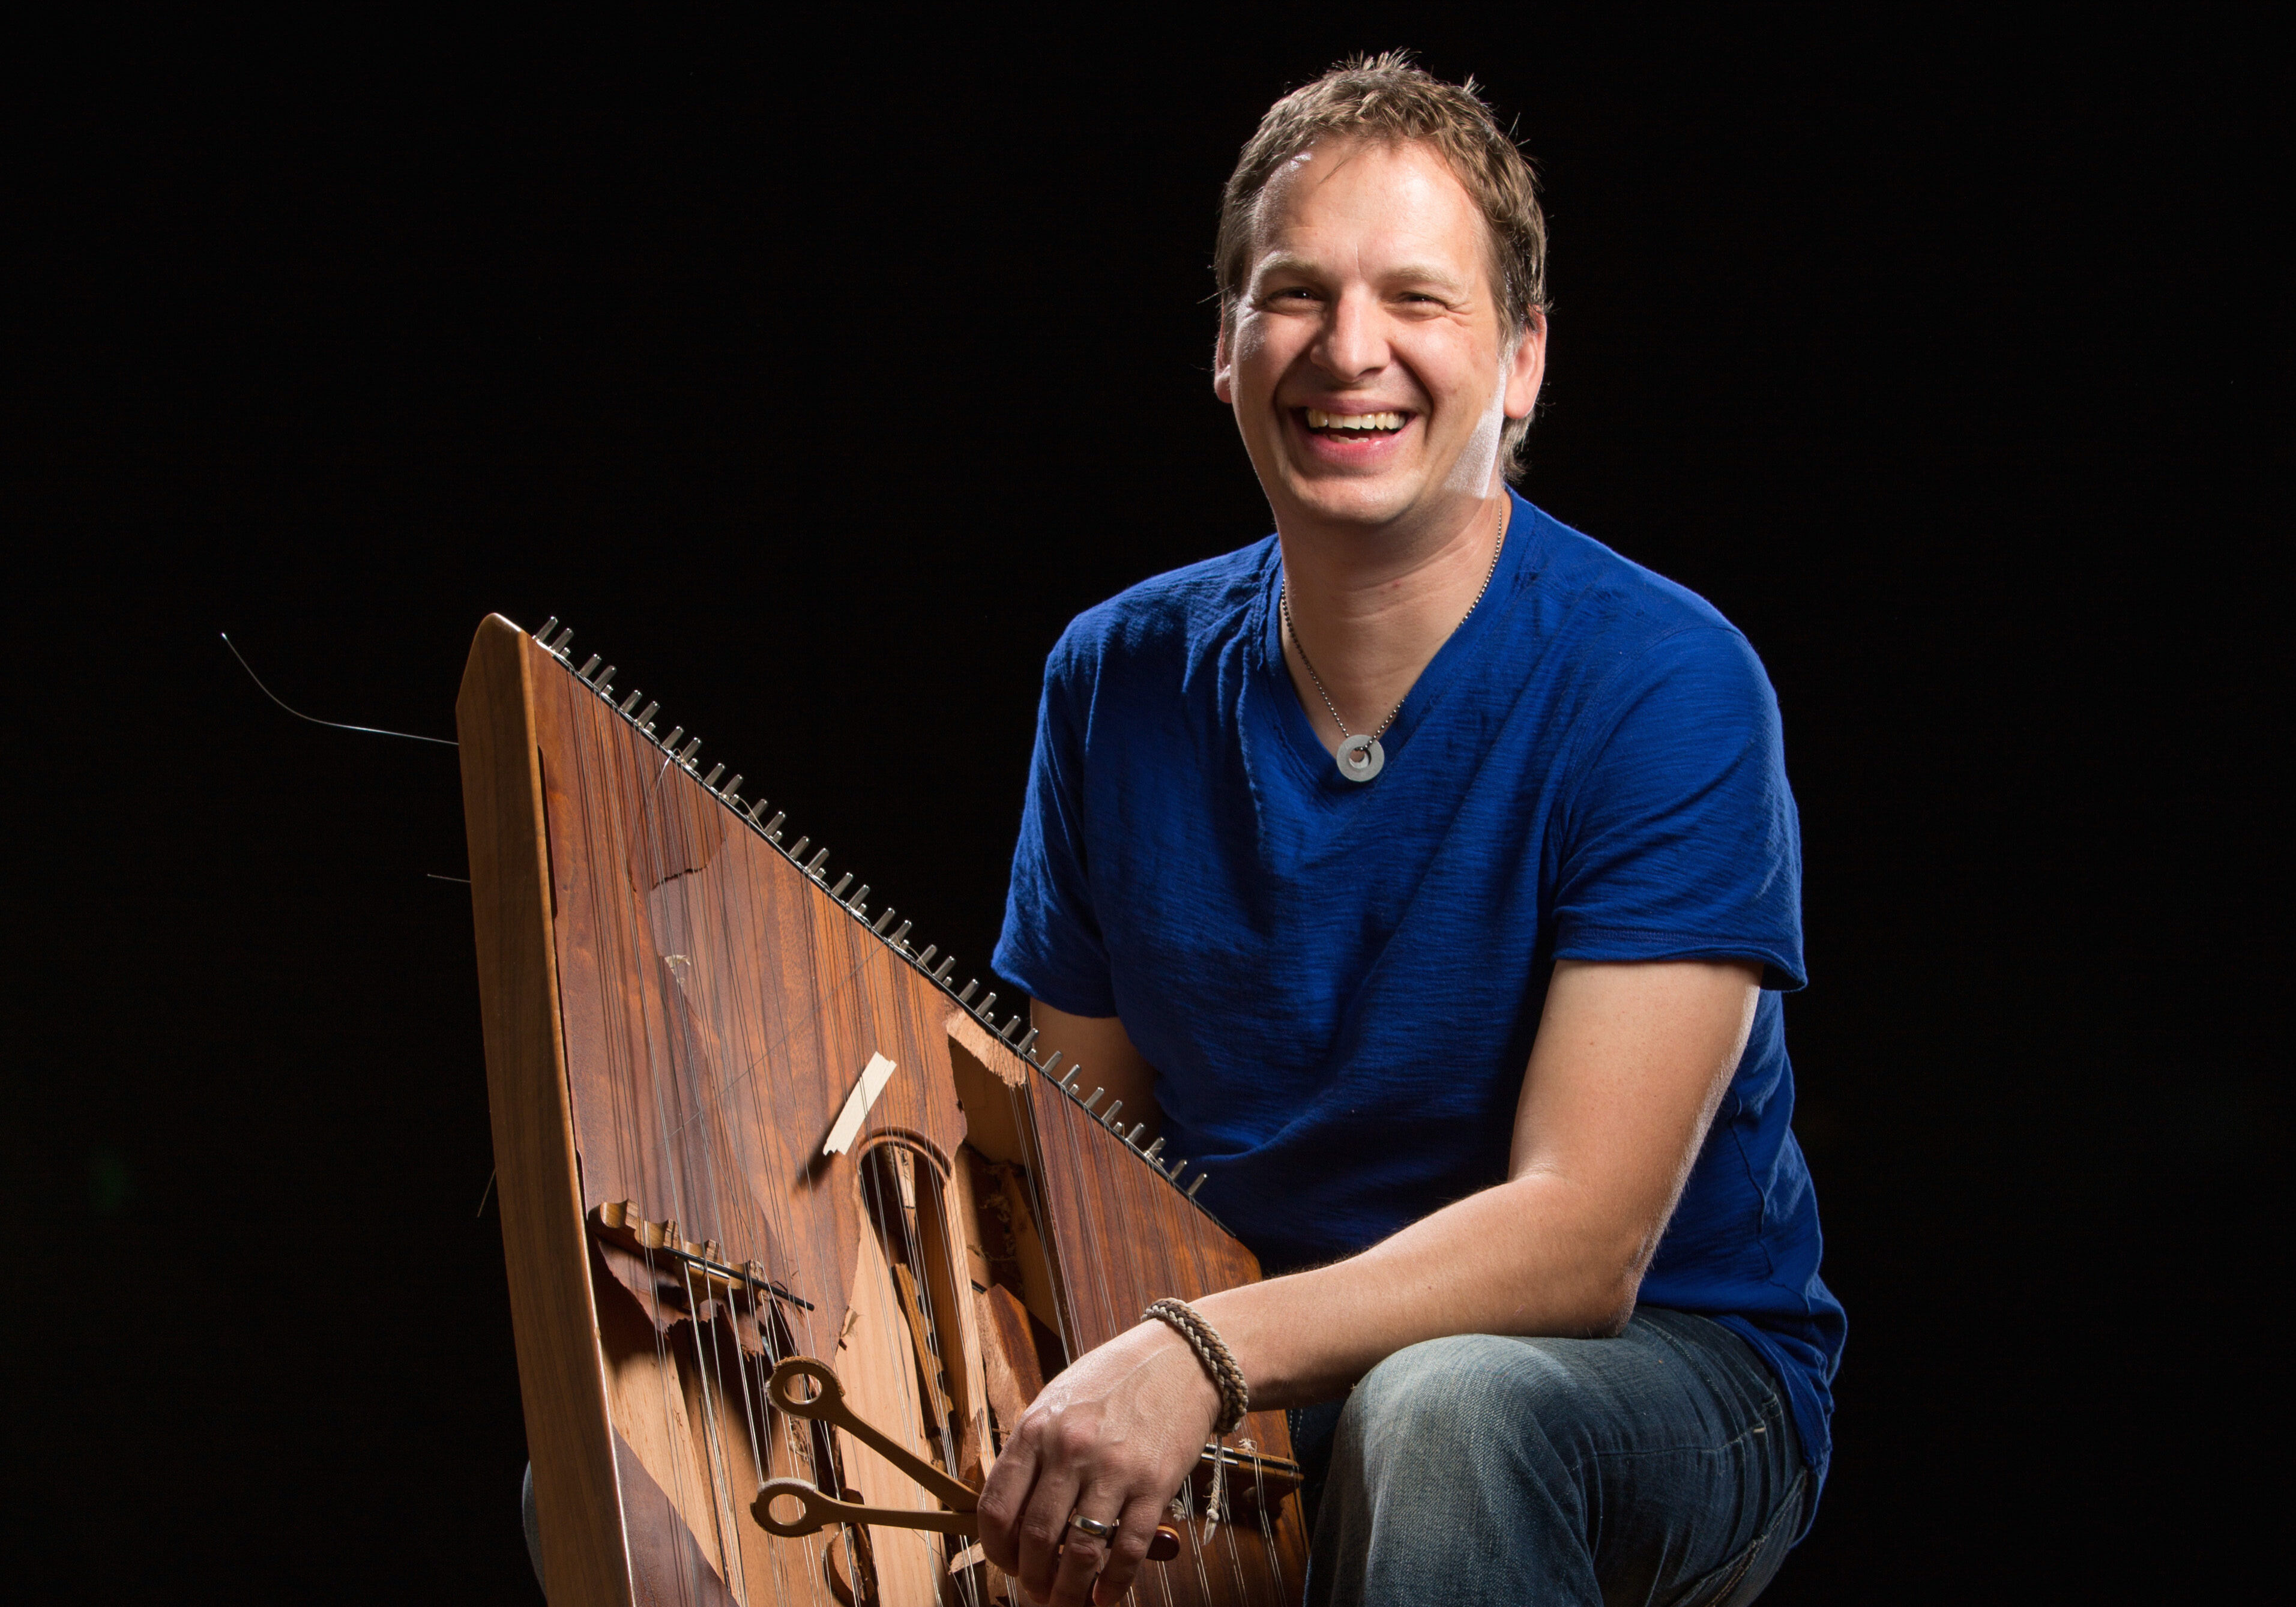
[975,1317,1219,1607]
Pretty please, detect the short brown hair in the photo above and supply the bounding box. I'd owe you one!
[1216,52,1550,469]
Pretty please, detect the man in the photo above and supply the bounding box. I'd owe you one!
[979,54,1842,1607]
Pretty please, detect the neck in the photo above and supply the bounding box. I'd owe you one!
[1276,486,1511,758]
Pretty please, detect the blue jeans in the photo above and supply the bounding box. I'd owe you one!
[1301,1309,1810,1606]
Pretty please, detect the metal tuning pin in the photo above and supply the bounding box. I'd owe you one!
[762,812,786,840]
[889,920,911,945]
[914,944,937,968]
[635,702,660,729]
[1040,1050,1064,1077]
[577,654,603,680]
[806,848,831,876]
[976,991,998,1020]
[1000,1015,1023,1044]
[828,873,853,899]
[595,666,617,694]
[1127,1123,1146,1145]
[849,883,870,911]
[677,738,702,766]
[702,764,724,787]
[538,617,561,641]
[620,689,644,714]
[661,726,685,752]
[1187,1174,1208,1198]
[1059,1066,1081,1094]
[1102,1100,1124,1127]
[723,775,744,803]
[932,957,957,984]
[788,835,810,860]
[957,980,978,1005]
[1015,1027,1039,1056]
[1082,1088,1105,1112]
[1143,1136,1165,1162]
[549,627,574,654]
[873,908,897,935]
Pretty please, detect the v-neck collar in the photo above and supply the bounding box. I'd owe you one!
[1250,489,1542,805]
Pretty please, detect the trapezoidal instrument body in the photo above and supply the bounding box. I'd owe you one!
[456,615,1308,1606]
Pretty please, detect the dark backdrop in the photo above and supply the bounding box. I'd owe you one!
[7,13,2279,1600]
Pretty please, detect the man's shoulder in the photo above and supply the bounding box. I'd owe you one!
[1522,502,1744,652]
[1048,537,1277,684]
[1512,502,1782,752]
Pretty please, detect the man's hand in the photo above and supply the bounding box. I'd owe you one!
[976,1318,1219,1606]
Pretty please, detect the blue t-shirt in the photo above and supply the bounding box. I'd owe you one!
[993,491,1843,1482]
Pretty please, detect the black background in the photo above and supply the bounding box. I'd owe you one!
[7,11,2280,1600]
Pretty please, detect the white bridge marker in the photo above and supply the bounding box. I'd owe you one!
[822,1052,897,1156]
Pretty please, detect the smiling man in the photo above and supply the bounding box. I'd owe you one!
[981,54,1842,1607]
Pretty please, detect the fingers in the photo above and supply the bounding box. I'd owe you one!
[1043,1484,1160,1607]
[1013,1464,1085,1603]
[1045,1495,1117,1607]
[1087,1491,1176,1607]
[975,1427,1041,1574]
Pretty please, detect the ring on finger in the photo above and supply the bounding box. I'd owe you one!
[1066,1511,1118,1542]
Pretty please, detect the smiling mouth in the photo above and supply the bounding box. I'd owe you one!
[1301,408,1410,438]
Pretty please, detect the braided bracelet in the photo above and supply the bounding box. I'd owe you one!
[1143,1297,1249,1437]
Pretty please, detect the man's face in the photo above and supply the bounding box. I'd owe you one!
[1215,137,1543,532]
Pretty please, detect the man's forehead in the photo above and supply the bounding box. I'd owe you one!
[1247,138,1490,280]
[1261,134,1473,198]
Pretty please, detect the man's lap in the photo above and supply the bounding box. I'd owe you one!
[1306,1308,1808,1607]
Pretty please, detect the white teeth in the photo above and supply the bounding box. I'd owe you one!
[1306,409,1405,431]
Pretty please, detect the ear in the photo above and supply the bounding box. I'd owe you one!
[1503,311,1547,422]
[1213,315,1235,406]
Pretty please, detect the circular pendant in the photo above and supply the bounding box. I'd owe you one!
[1336,733,1385,783]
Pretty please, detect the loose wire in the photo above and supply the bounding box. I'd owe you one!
[219,631,458,746]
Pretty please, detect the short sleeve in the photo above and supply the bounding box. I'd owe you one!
[992,638,1120,1016]
[1550,625,1806,990]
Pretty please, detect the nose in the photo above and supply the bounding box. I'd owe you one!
[1310,285,1389,384]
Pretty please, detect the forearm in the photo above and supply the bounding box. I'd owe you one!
[1191,1169,1645,1410]
[1044,960,1753,1412]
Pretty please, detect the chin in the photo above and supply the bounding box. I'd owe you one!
[1285,472,1422,529]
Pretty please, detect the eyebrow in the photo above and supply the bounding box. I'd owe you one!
[1252,253,1473,294]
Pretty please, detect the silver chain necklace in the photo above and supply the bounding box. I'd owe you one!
[1281,496,1510,784]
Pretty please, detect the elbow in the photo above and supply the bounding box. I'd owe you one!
[1570,1217,1668,1337]
[1567,1262,1646,1339]
[1580,1282,1639,1339]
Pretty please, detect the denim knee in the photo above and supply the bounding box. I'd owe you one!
[1315,1336,1595,1605]
[1343,1333,1599,1474]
